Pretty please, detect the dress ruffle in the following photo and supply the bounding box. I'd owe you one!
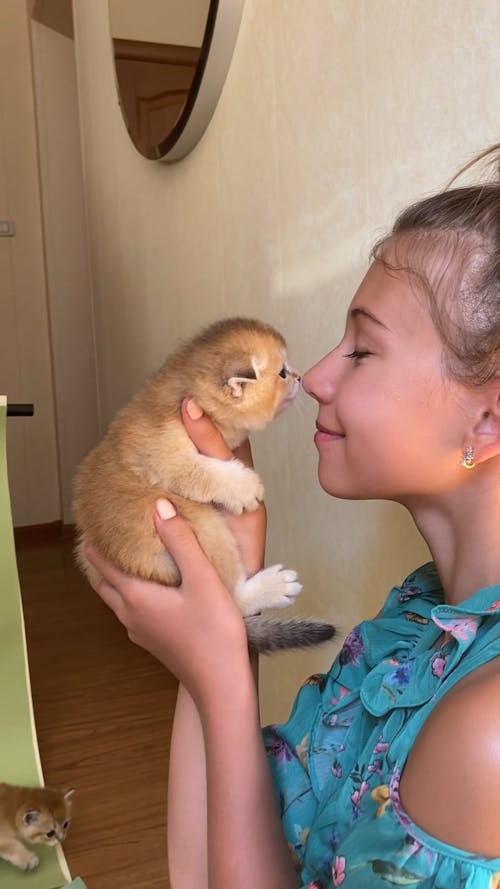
[263,563,500,888]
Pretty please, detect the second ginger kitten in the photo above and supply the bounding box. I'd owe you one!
[0,783,73,871]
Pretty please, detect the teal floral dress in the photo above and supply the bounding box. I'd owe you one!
[263,563,500,888]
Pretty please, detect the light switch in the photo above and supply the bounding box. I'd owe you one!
[0,219,15,237]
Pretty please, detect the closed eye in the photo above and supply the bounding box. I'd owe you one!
[343,349,372,364]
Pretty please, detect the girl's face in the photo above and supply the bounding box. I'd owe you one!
[303,254,472,505]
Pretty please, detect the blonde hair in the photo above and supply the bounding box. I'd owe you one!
[372,144,500,386]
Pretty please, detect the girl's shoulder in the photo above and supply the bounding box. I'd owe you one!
[398,654,500,858]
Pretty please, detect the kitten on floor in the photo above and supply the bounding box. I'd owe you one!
[73,317,335,653]
[0,783,73,871]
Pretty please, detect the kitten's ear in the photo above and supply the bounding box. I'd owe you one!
[63,788,75,803]
[23,810,41,827]
[227,371,257,398]
[225,359,258,398]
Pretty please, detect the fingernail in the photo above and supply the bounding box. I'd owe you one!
[156,498,177,520]
[186,398,203,420]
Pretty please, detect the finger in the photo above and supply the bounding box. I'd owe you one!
[94,578,124,617]
[154,500,221,587]
[233,438,254,468]
[86,545,133,592]
[181,399,232,460]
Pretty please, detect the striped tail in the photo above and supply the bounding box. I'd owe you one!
[244,615,335,654]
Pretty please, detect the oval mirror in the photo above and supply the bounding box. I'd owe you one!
[108,0,245,162]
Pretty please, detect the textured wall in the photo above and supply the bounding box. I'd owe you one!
[31,17,99,525]
[0,1,60,525]
[73,0,500,721]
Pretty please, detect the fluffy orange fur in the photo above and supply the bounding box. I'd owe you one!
[0,783,73,871]
[73,318,335,652]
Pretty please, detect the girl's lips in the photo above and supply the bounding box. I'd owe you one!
[314,421,345,444]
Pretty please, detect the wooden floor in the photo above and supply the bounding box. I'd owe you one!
[16,529,178,889]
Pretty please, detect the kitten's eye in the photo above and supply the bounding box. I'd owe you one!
[279,366,287,379]
[63,821,70,830]
[46,829,56,839]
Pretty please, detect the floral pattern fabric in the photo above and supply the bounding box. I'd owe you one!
[263,563,500,888]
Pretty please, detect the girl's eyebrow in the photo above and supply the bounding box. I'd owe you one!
[350,306,391,331]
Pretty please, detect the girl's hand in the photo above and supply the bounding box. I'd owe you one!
[86,505,250,711]
[180,398,267,576]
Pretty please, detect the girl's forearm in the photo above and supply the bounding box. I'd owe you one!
[168,668,298,889]
[167,683,208,888]
[201,665,299,889]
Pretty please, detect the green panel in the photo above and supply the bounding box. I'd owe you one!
[0,398,85,888]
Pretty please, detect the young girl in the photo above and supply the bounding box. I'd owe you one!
[87,144,500,888]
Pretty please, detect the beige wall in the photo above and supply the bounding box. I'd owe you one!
[30,16,100,525]
[0,1,60,526]
[73,0,500,722]
[0,3,99,527]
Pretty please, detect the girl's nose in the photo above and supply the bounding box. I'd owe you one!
[302,353,337,404]
[302,366,316,398]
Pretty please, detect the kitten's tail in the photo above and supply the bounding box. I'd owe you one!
[244,615,335,654]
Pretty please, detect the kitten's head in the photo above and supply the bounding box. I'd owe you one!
[16,788,74,847]
[184,318,301,438]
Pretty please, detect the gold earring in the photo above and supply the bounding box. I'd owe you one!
[461,446,475,469]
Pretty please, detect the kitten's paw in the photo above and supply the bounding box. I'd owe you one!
[235,564,302,615]
[215,462,264,514]
[26,853,39,870]
[18,852,39,870]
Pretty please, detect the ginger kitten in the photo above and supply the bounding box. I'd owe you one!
[73,317,335,652]
[0,783,73,871]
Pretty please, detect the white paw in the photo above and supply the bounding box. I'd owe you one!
[235,564,303,615]
[216,462,264,514]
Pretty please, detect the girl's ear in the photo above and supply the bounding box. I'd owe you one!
[471,385,500,463]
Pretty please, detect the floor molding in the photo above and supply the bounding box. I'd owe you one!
[14,521,75,546]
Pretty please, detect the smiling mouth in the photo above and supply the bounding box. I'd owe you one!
[314,421,345,444]
[316,421,343,435]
